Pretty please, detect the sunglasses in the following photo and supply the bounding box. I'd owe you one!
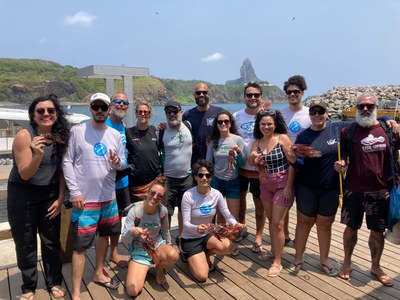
[197,173,212,179]
[246,93,261,99]
[149,190,164,201]
[195,91,208,96]
[165,109,180,115]
[113,99,129,105]
[258,109,276,117]
[91,103,109,112]
[35,108,56,115]
[286,90,301,95]
[217,119,230,125]
[356,103,376,111]
[136,110,150,116]
[309,108,326,116]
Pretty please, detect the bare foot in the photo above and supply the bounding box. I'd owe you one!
[370,267,394,287]
[338,264,352,280]
[156,269,167,285]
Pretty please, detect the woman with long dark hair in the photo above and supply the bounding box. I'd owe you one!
[8,94,70,299]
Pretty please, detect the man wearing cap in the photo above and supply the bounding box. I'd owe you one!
[62,92,126,298]
[105,92,130,268]
[183,82,223,164]
[159,100,193,243]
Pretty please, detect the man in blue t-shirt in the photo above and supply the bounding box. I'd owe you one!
[105,92,130,268]
[183,82,223,165]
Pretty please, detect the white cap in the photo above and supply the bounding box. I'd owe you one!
[90,93,110,105]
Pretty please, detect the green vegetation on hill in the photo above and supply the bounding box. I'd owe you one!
[0,58,286,104]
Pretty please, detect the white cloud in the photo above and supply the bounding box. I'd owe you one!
[201,52,225,62]
[64,11,97,27]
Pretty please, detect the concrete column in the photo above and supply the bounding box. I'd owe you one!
[105,78,114,97]
[123,75,134,127]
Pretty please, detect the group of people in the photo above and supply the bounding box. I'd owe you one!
[8,75,399,300]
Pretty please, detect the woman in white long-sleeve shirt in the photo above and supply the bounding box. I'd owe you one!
[180,159,246,282]
[121,177,179,298]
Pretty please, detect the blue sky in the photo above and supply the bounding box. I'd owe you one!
[1,0,399,97]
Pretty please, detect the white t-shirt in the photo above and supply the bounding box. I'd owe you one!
[62,122,125,203]
[233,108,257,171]
[281,106,311,142]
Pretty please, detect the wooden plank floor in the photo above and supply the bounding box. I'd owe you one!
[1,206,400,300]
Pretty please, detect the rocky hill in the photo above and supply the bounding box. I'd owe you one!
[0,58,286,105]
[305,85,400,119]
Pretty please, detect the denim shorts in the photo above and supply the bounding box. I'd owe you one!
[211,176,240,199]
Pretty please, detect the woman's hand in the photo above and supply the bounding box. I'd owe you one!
[235,223,247,231]
[283,185,293,203]
[131,226,143,237]
[46,199,62,219]
[197,224,207,234]
[30,136,47,155]
[229,145,242,155]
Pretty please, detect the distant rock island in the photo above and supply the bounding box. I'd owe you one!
[226,58,265,85]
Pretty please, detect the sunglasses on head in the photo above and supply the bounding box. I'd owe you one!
[91,103,109,112]
[286,89,301,95]
[136,110,150,116]
[197,173,212,179]
[165,109,180,115]
[246,93,261,99]
[35,108,56,115]
[258,109,276,117]
[113,99,129,105]
[195,90,208,96]
[309,108,326,116]
[356,103,376,111]
[217,119,230,125]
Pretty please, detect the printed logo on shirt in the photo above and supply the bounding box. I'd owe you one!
[361,134,386,152]
[239,121,255,141]
[288,121,301,134]
[121,134,127,146]
[207,118,214,126]
[327,139,337,145]
[200,203,212,215]
[142,222,160,229]
[93,142,107,156]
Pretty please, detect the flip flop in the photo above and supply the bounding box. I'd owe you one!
[370,272,394,287]
[94,277,120,290]
[50,285,65,299]
[110,259,128,268]
[268,263,283,277]
[251,242,262,253]
[258,250,274,261]
[338,267,352,280]
[235,230,249,242]
[231,246,240,256]
[17,292,35,300]
[289,262,303,272]
[319,263,338,277]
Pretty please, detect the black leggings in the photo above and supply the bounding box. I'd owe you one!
[7,182,62,294]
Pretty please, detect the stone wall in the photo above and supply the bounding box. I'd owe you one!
[306,85,400,119]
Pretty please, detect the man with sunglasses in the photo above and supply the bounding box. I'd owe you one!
[281,75,311,246]
[334,93,400,286]
[63,92,126,298]
[182,82,223,164]
[233,81,270,252]
[159,100,193,246]
[105,92,130,269]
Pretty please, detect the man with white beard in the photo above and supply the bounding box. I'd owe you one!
[334,92,400,286]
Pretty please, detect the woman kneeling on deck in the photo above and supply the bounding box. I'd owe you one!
[180,159,246,282]
[121,177,179,298]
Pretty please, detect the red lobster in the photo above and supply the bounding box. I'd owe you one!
[40,133,65,145]
[207,223,241,241]
[290,144,322,158]
[228,148,237,173]
[141,229,160,265]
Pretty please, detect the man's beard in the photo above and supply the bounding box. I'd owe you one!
[246,100,261,109]
[356,109,377,127]
[167,115,182,127]
[112,109,126,120]
[196,97,209,107]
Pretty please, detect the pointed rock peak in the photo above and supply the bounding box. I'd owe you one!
[226,58,263,85]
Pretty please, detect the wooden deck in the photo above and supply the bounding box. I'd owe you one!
[1,207,400,300]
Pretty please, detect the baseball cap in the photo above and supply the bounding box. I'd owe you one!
[164,100,182,111]
[309,99,328,110]
[90,93,111,105]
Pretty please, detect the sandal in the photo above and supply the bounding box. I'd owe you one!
[289,262,303,273]
[251,242,262,253]
[268,263,283,277]
[17,292,35,300]
[50,285,65,299]
[235,230,249,242]
[319,263,338,277]
[258,250,274,261]
[231,246,240,256]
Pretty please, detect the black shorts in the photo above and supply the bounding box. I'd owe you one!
[296,184,339,217]
[166,175,193,215]
[341,190,389,233]
[239,175,260,199]
[181,233,213,259]
[116,187,130,211]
